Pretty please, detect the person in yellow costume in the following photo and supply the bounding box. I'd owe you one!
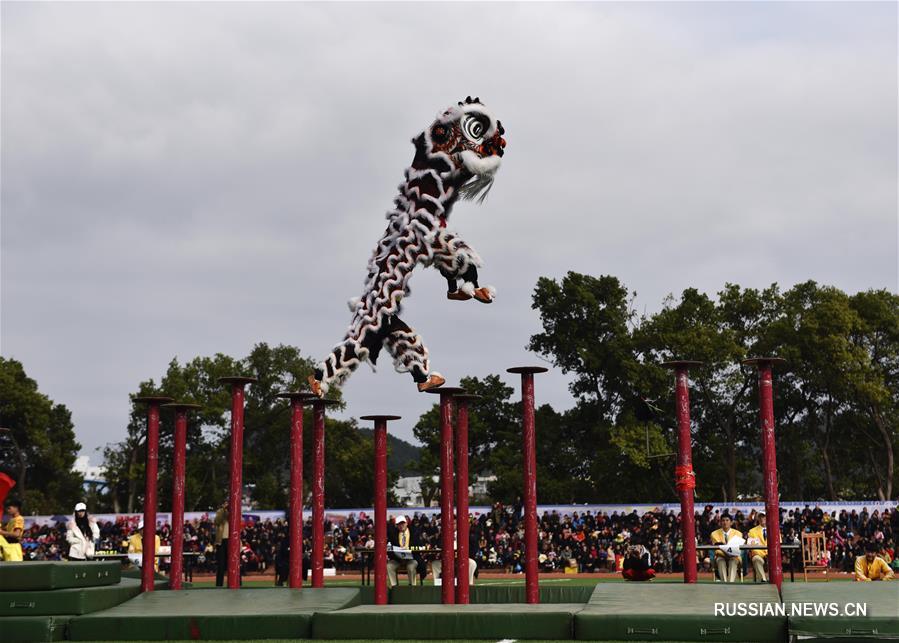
[855,542,894,581]
[128,520,161,572]
[710,514,743,583]
[0,498,24,561]
[747,511,776,583]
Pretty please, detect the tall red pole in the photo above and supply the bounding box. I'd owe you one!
[744,357,786,590]
[426,386,464,604]
[311,398,338,588]
[218,376,256,589]
[508,367,547,604]
[662,361,702,583]
[361,415,401,605]
[162,403,201,590]
[454,394,480,604]
[277,392,316,589]
[133,395,172,593]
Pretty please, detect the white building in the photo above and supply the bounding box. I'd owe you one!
[393,474,497,507]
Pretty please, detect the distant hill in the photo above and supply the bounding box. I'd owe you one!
[356,428,422,476]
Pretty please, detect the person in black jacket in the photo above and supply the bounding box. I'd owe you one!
[622,544,655,581]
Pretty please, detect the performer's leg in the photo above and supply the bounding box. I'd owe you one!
[431,559,441,580]
[406,560,418,586]
[310,336,365,397]
[468,558,477,585]
[382,317,443,392]
[431,229,494,304]
[727,558,740,583]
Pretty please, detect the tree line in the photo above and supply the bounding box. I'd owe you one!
[414,274,897,504]
[2,273,896,513]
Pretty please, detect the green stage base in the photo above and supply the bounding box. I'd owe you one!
[67,587,362,641]
[783,582,899,641]
[575,583,787,642]
[0,615,71,642]
[0,561,121,591]
[0,577,141,617]
[313,603,585,640]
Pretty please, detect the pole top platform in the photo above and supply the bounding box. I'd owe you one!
[661,360,705,370]
[133,395,174,405]
[424,386,466,396]
[310,397,341,407]
[507,366,549,375]
[217,376,258,386]
[275,391,319,401]
[360,415,402,422]
[453,394,482,402]
[161,402,203,411]
[742,357,787,368]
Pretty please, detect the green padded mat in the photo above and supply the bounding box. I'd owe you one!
[575,583,787,642]
[0,576,141,617]
[783,582,899,640]
[0,615,71,641]
[0,561,121,591]
[389,584,594,604]
[68,587,362,640]
[313,603,584,639]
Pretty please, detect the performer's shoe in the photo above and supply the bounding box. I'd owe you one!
[447,290,472,301]
[308,375,323,398]
[417,374,446,392]
[473,287,494,304]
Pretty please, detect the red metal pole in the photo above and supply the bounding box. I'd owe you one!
[134,395,172,593]
[277,393,316,589]
[310,398,337,588]
[508,367,547,604]
[361,415,401,605]
[744,357,786,590]
[426,386,464,604]
[454,394,480,604]
[163,403,201,590]
[218,376,256,589]
[663,361,702,584]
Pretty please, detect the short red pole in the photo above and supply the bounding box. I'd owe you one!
[426,386,464,604]
[311,398,338,588]
[134,395,172,593]
[508,367,547,604]
[744,357,786,590]
[218,376,256,589]
[277,392,316,589]
[163,403,201,591]
[361,415,401,605]
[454,394,480,604]
[662,361,702,584]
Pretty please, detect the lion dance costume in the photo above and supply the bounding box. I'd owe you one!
[309,97,505,396]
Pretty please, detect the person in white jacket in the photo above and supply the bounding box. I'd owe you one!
[66,502,99,560]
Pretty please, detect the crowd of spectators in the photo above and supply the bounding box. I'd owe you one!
[13,503,898,578]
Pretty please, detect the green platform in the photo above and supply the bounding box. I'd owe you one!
[68,587,362,641]
[389,584,594,604]
[313,602,584,640]
[575,583,787,641]
[0,561,121,591]
[783,582,899,641]
[0,615,71,641]
[0,576,141,617]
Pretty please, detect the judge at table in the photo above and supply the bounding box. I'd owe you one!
[710,514,743,583]
[387,515,418,587]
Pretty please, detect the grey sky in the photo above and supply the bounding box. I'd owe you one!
[2,2,896,466]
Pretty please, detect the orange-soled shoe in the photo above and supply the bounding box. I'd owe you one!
[308,375,323,398]
[417,373,446,392]
[447,290,472,301]
[473,287,494,304]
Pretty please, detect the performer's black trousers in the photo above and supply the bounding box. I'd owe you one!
[216,541,228,587]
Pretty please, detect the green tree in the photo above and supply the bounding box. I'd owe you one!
[0,357,83,513]
[101,343,391,512]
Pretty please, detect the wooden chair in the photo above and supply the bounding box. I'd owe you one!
[801,532,827,581]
